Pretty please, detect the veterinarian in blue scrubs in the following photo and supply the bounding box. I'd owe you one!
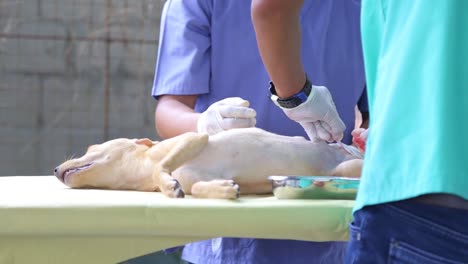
[252,0,468,263]
[151,1,367,263]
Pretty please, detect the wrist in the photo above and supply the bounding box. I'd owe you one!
[269,75,313,108]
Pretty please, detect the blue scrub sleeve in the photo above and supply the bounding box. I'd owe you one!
[152,0,213,98]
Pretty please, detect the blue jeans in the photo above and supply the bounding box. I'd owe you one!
[182,238,346,264]
[345,200,468,264]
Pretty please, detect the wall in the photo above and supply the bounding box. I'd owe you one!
[0,0,165,176]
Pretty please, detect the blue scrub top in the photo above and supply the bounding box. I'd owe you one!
[152,0,366,144]
[152,1,366,263]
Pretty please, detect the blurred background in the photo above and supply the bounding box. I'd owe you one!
[0,0,165,176]
[0,1,187,262]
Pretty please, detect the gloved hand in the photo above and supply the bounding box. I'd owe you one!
[197,97,257,135]
[352,128,368,152]
[278,85,345,142]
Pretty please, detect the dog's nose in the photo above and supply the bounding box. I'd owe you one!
[54,167,59,175]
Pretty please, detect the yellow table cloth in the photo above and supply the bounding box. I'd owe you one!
[0,176,354,264]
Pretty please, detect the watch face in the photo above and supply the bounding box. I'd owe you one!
[277,94,307,108]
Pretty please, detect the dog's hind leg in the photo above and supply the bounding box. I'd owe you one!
[191,179,240,199]
[331,159,363,178]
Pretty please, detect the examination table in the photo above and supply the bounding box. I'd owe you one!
[0,176,354,264]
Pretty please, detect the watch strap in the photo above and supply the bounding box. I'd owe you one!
[269,77,312,108]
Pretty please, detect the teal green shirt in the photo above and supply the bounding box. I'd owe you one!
[355,0,468,212]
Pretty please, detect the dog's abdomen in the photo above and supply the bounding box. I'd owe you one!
[173,128,348,191]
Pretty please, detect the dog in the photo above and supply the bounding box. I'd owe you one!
[54,128,363,199]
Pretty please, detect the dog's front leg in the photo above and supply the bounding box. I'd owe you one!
[154,168,185,198]
[152,133,209,198]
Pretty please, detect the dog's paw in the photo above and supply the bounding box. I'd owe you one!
[217,180,240,199]
[195,179,240,199]
[162,178,185,198]
[190,179,240,199]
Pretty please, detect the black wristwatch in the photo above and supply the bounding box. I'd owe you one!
[269,77,312,108]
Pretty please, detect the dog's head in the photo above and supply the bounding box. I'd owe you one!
[54,138,158,191]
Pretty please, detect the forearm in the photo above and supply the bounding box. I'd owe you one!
[251,0,305,98]
[154,95,200,139]
[360,112,369,129]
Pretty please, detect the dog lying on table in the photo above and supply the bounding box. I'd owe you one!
[54,127,363,199]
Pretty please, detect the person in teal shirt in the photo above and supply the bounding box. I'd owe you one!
[251,0,468,263]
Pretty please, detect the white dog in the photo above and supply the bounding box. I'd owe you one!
[54,128,362,199]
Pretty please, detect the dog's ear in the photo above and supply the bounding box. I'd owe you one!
[135,138,155,147]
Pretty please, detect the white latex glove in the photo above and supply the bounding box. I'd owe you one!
[197,97,257,135]
[277,85,346,142]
